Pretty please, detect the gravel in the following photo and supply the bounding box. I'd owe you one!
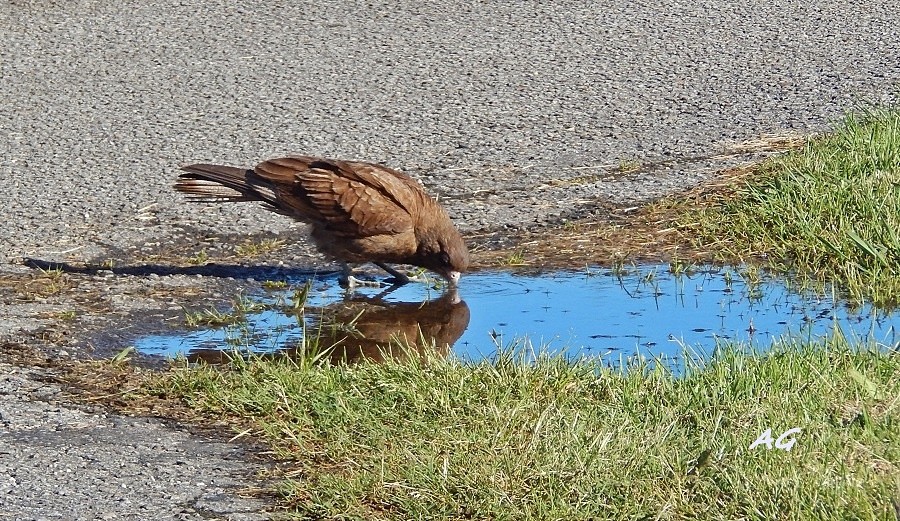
[1,0,899,519]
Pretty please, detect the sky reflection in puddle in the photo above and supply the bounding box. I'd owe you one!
[134,265,899,364]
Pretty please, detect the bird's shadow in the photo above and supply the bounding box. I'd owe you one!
[22,257,333,282]
[21,258,446,300]
[25,255,471,364]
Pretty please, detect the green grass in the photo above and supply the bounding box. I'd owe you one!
[686,106,900,307]
[182,293,265,327]
[502,247,527,266]
[262,279,289,290]
[186,249,209,265]
[54,310,77,321]
[147,337,900,520]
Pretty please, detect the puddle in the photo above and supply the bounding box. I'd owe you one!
[134,265,899,366]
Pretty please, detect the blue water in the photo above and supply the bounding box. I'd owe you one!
[134,265,899,363]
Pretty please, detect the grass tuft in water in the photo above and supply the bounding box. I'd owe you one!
[686,105,900,307]
[182,293,265,327]
[147,337,900,520]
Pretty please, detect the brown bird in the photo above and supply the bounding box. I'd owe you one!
[174,155,469,287]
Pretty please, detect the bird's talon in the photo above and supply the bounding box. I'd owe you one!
[341,275,384,289]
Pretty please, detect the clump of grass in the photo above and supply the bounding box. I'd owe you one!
[183,293,265,327]
[147,337,900,520]
[261,280,288,290]
[289,281,311,310]
[686,106,900,307]
[609,258,633,277]
[668,252,698,277]
[186,250,209,265]
[235,238,286,258]
[15,267,73,300]
[54,310,77,321]
[618,158,642,173]
[502,247,527,266]
[183,307,241,328]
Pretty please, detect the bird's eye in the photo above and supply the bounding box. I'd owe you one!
[439,251,451,266]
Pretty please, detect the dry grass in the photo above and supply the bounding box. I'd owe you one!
[1,343,229,427]
[470,165,757,270]
[470,132,808,271]
[0,267,78,301]
[234,238,287,258]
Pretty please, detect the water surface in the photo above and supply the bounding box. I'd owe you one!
[135,265,899,364]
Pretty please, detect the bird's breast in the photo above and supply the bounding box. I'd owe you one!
[309,226,419,263]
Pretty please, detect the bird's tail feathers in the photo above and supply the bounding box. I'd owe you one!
[175,164,259,203]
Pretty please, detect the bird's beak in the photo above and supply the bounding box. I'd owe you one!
[444,270,461,287]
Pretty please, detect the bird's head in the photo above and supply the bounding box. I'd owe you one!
[416,224,470,287]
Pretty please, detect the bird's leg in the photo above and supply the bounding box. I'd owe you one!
[374,262,430,284]
[340,262,384,288]
[374,262,410,284]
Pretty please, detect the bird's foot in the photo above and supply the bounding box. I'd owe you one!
[340,262,384,289]
[342,263,436,288]
[340,275,385,289]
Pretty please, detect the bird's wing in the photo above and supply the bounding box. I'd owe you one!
[253,156,422,237]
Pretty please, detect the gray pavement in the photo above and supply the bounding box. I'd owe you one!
[1,1,899,519]
[0,362,270,520]
[3,0,898,265]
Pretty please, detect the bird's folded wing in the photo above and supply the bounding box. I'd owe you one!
[254,157,420,237]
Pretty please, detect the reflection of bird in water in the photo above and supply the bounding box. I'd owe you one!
[186,290,470,365]
[294,289,470,364]
[174,155,469,287]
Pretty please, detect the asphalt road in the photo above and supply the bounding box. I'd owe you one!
[3,0,898,265]
[1,1,899,519]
